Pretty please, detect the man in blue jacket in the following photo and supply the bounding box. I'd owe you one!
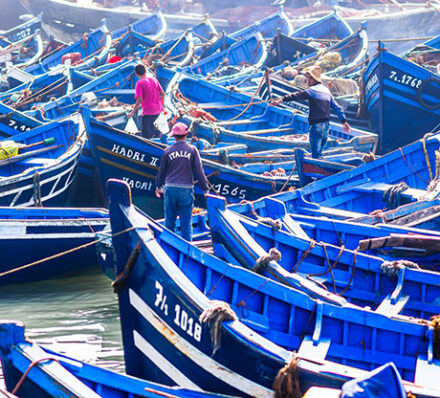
[271,65,351,159]
[155,122,209,241]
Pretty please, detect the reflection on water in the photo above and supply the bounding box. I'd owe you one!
[0,267,124,386]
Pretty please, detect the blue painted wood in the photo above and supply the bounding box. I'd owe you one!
[0,320,237,398]
[108,178,440,397]
[82,108,300,206]
[262,130,440,216]
[231,6,293,40]
[183,32,267,81]
[290,11,352,42]
[0,115,84,207]
[423,35,440,50]
[0,14,42,47]
[0,207,108,284]
[364,46,440,154]
[21,20,111,77]
[111,11,166,40]
[207,195,440,320]
[166,72,377,153]
[0,102,41,138]
[0,67,75,109]
[304,362,407,398]
[116,28,194,67]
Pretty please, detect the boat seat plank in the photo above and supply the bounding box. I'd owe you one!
[336,180,427,200]
[415,355,440,389]
[217,119,264,126]
[237,310,270,334]
[297,335,331,362]
[101,89,135,96]
[375,293,409,316]
[297,300,331,362]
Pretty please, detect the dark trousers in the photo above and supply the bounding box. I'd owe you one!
[141,114,160,139]
[309,121,329,159]
[164,186,194,241]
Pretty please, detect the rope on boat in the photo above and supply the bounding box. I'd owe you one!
[278,162,296,193]
[252,247,282,273]
[423,133,434,181]
[0,226,138,280]
[273,357,301,398]
[380,259,421,278]
[12,357,60,395]
[307,243,343,294]
[237,278,270,319]
[382,182,409,210]
[112,240,141,293]
[432,315,440,360]
[338,249,357,296]
[398,147,430,184]
[292,239,316,272]
[199,300,238,356]
[256,217,282,231]
[0,32,38,57]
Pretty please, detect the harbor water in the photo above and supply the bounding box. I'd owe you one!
[0,267,124,387]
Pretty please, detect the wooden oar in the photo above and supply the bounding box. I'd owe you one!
[19,137,56,151]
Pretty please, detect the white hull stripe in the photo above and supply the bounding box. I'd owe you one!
[129,289,273,398]
[133,331,202,391]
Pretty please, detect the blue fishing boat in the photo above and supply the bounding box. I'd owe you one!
[423,34,440,50]
[0,320,238,398]
[191,16,218,58]
[231,6,293,40]
[0,28,43,71]
[364,44,440,154]
[7,20,112,88]
[0,13,42,46]
[166,72,377,153]
[115,28,194,67]
[0,66,76,110]
[291,10,353,43]
[0,114,84,207]
[83,109,301,207]
[111,11,166,40]
[270,129,440,216]
[32,59,138,121]
[0,102,42,138]
[0,206,108,285]
[207,195,440,320]
[183,32,267,81]
[303,362,407,398]
[108,178,440,397]
[294,147,363,186]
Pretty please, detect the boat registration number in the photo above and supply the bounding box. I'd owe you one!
[213,184,246,199]
[154,280,202,342]
[388,70,422,88]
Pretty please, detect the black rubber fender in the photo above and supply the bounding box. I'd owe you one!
[417,76,440,110]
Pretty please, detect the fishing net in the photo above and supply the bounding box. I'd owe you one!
[0,141,19,160]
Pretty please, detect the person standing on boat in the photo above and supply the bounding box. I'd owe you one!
[271,65,351,159]
[127,64,164,140]
[155,122,209,241]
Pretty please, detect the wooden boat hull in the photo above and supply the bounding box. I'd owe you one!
[0,116,84,207]
[167,72,377,153]
[19,0,231,39]
[364,48,440,154]
[0,320,236,398]
[0,207,108,284]
[108,178,440,397]
[207,195,440,320]
[84,109,299,208]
